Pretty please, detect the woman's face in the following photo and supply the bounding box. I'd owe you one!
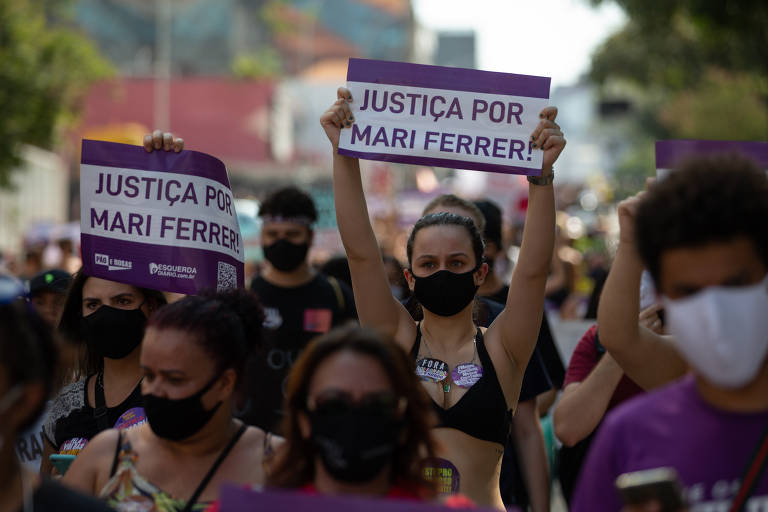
[139,327,232,405]
[406,225,486,293]
[409,225,478,277]
[300,350,394,438]
[81,277,151,317]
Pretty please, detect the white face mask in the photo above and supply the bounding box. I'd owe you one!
[662,275,768,389]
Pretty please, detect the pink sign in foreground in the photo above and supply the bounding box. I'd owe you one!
[80,140,244,294]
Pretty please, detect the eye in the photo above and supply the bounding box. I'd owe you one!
[117,297,133,306]
[85,301,99,310]
[142,372,155,382]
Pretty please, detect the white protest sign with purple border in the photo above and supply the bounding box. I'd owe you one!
[338,58,551,176]
[80,140,244,294]
[656,139,768,178]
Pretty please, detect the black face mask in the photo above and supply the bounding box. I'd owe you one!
[142,373,222,442]
[310,407,402,483]
[81,305,147,360]
[263,239,310,272]
[412,268,478,317]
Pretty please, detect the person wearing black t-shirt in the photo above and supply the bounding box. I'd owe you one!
[0,277,112,512]
[244,187,357,432]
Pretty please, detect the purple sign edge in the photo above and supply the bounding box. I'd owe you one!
[219,485,486,512]
[81,233,244,295]
[337,148,542,176]
[347,58,551,99]
[655,140,768,169]
[81,139,230,188]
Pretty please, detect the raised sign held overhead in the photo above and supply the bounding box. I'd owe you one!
[338,59,551,176]
[80,140,244,294]
[656,139,768,178]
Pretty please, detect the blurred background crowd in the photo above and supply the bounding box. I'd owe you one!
[2,0,765,291]
[1,1,766,509]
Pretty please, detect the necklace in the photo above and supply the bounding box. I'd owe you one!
[416,327,481,394]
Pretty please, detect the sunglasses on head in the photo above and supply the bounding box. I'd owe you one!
[306,389,407,418]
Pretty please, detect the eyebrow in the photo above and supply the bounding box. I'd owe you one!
[109,293,135,301]
[141,366,186,377]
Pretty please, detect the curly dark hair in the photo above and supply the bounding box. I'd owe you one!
[406,212,485,268]
[636,153,768,285]
[267,325,437,495]
[147,289,264,387]
[259,186,318,224]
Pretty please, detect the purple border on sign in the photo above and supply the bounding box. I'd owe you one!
[219,485,494,512]
[347,58,551,99]
[337,148,542,176]
[656,140,768,169]
[81,233,244,295]
[82,140,229,188]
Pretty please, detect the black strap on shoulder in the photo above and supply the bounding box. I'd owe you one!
[410,322,422,358]
[730,421,768,512]
[182,424,247,512]
[327,276,345,311]
[109,430,123,478]
[93,373,109,432]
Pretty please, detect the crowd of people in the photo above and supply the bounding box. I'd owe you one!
[0,89,766,512]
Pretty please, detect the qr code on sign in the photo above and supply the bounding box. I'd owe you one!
[217,262,237,291]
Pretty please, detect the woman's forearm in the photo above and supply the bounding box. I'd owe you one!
[332,153,380,262]
[515,177,556,281]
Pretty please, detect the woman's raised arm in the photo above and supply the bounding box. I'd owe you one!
[321,87,414,344]
[489,107,564,379]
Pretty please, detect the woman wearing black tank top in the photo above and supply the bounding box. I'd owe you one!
[63,290,279,511]
[321,87,564,509]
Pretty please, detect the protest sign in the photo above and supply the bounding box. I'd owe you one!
[80,140,244,294]
[219,485,499,512]
[338,59,551,176]
[656,140,768,178]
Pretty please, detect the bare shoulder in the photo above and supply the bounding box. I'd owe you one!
[240,425,265,443]
[81,428,121,458]
[62,428,121,493]
[239,425,285,457]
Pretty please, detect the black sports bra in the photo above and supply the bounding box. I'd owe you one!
[410,325,511,446]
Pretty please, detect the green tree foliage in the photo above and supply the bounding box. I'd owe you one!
[232,48,283,79]
[588,0,768,195]
[0,0,112,187]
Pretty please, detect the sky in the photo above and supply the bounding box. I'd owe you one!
[412,0,627,89]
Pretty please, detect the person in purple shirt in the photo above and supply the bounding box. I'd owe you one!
[573,153,768,511]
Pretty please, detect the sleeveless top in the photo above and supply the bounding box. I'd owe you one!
[43,377,145,456]
[410,326,511,446]
[100,425,247,512]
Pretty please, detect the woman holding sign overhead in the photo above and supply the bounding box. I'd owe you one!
[321,87,565,509]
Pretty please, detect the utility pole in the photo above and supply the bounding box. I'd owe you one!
[154,0,172,131]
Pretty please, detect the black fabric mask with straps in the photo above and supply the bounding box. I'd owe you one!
[81,303,147,360]
[411,266,479,317]
[142,372,224,442]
